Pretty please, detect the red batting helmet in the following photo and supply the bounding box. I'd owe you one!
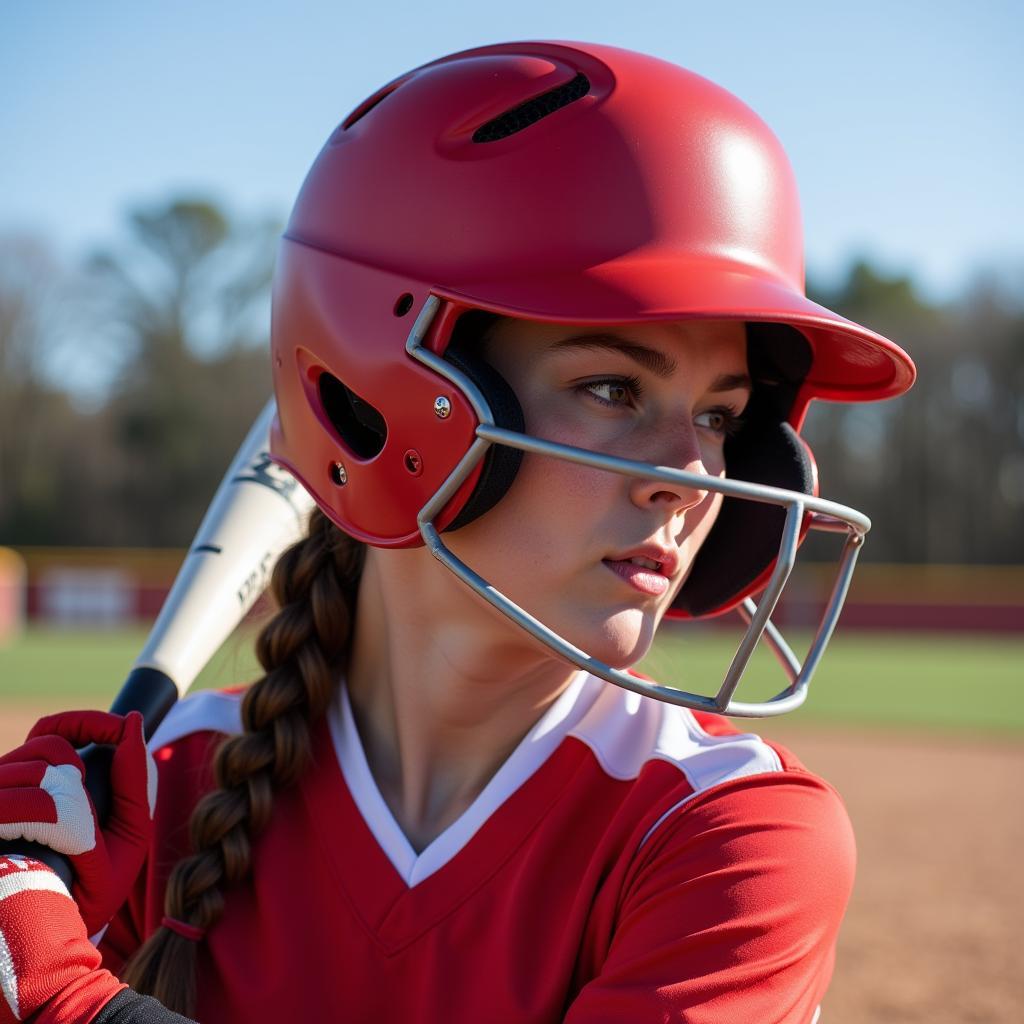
[269,41,914,710]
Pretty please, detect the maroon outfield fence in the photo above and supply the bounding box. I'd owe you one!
[6,548,1023,636]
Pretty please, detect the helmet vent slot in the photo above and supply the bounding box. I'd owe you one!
[472,72,590,143]
[340,80,405,132]
[318,373,387,459]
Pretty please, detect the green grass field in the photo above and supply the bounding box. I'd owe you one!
[643,624,1024,734]
[2,623,1022,736]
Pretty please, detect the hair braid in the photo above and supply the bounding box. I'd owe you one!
[122,509,364,1016]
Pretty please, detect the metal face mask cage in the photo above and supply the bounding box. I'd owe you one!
[406,296,867,719]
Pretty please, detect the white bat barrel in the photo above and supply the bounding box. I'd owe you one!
[133,399,315,699]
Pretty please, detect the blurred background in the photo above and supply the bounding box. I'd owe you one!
[1,3,1021,1022]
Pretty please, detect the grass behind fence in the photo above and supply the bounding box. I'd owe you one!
[2,623,1022,736]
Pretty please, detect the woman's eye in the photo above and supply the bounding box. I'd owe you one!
[579,377,642,407]
[695,407,745,437]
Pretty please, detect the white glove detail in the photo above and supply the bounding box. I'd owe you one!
[0,765,96,856]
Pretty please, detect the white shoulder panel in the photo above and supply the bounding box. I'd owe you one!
[568,685,786,851]
[569,683,782,790]
[148,689,245,752]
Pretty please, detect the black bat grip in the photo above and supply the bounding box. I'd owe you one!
[0,667,180,889]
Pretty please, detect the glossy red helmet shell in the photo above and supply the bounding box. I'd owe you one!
[270,40,915,601]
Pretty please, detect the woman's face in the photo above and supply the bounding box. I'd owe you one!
[441,317,751,669]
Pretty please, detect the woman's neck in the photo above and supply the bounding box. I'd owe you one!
[344,547,576,852]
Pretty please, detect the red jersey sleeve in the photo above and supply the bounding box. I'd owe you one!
[564,770,856,1023]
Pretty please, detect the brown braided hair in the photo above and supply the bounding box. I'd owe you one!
[122,508,365,1016]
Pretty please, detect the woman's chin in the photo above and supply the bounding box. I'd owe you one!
[570,608,658,672]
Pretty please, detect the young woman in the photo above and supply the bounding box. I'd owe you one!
[0,41,914,1023]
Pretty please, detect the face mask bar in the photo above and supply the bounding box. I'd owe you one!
[407,296,869,717]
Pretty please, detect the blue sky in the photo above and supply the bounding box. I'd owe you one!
[4,0,1022,302]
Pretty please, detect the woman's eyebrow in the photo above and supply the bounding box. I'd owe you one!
[549,334,678,378]
[710,372,753,394]
[549,335,752,394]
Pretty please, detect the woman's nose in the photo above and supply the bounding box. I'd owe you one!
[628,429,711,515]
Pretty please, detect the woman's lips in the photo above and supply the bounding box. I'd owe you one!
[601,558,671,596]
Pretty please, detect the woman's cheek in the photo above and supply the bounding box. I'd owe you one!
[700,440,729,478]
[516,443,610,506]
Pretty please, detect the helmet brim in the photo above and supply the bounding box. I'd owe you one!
[436,254,915,402]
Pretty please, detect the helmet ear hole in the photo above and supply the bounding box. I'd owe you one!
[318,373,387,459]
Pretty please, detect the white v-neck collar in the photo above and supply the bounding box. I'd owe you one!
[327,672,601,888]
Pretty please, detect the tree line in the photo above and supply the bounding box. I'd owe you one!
[1,198,1021,563]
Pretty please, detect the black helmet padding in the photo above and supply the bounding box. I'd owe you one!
[673,323,814,617]
[443,313,526,531]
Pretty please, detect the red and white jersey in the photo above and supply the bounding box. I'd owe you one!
[101,674,854,1023]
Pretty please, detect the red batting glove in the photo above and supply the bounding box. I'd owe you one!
[0,711,156,935]
[0,854,125,1023]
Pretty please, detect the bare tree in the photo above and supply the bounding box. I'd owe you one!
[84,198,279,545]
[806,262,1024,564]
[0,235,71,537]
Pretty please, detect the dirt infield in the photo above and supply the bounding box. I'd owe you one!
[3,706,1021,1023]
[766,723,1023,1024]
